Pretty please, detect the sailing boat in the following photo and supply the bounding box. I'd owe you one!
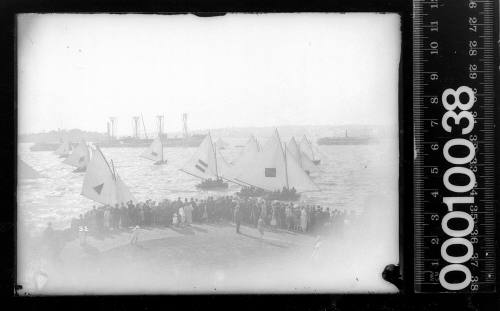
[215,137,229,150]
[63,139,91,172]
[233,129,319,200]
[243,135,261,153]
[141,136,166,165]
[179,132,229,190]
[299,135,321,165]
[224,135,261,180]
[18,159,42,179]
[81,146,136,206]
[54,138,72,158]
[287,137,319,176]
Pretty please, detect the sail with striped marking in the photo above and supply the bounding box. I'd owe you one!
[180,133,223,180]
[141,136,164,162]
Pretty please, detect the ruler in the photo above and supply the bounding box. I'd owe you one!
[413,0,497,292]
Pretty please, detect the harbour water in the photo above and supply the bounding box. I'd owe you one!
[17,138,398,236]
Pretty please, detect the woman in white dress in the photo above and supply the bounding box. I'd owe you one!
[184,203,193,225]
[104,207,111,230]
[178,206,186,225]
[130,225,140,245]
[172,213,179,227]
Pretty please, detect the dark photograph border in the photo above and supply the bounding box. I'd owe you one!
[1,0,498,310]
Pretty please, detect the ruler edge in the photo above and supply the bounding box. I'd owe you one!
[411,0,498,293]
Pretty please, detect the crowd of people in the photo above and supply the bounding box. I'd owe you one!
[69,195,356,239]
[237,186,300,201]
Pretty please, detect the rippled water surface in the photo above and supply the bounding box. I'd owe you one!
[18,138,397,235]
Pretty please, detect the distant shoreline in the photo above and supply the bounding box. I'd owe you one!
[19,124,394,143]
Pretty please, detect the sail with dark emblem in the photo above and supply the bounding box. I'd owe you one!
[233,129,319,192]
[63,139,91,170]
[81,146,136,205]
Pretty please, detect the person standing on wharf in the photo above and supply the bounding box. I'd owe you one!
[234,200,242,234]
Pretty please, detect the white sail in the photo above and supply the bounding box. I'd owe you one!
[115,173,136,204]
[216,148,232,177]
[18,159,42,179]
[234,130,319,192]
[233,135,260,164]
[215,137,229,149]
[180,133,219,180]
[141,136,163,162]
[224,135,262,183]
[248,135,262,153]
[54,139,72,156]
[81,147,136,205]
[299,135,321,162]
[247,135,261,153]
[63,140,90,169]
[284,147,321,192]
[287,137,319,174]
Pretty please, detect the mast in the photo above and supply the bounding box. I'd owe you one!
[157,115,164,162]
[210,132,219,179]
[275,129,289,189]
[304,135,315,161]
[110,159,117,181]
[141,113,148,140]
[254,135,261,152]
[109,117,116,139]
[132,116,140,138]
[309,136,315,160]
[161,137,164,162]
[95,146,115,180]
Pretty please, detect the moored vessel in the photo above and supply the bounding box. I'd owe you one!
[317,129,374,145]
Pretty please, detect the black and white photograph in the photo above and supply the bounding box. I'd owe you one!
[16,13,401,294]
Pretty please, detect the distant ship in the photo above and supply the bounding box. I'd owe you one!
[96,134,206,148]
[317,129,375,145]
[97,113,206,148]
[29,141,78,152]
[29,142,62,152]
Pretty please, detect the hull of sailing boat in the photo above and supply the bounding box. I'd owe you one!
[266,192,301,202]
[236,189,267,198]
[195,182,229,190]
[313,160,321,165]
[154,160,167,165]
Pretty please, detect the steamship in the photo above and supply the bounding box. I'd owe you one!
[317,129,375,145]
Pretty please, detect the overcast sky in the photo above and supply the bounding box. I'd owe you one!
[17,13,400,136]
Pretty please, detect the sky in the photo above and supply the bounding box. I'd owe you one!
[17,13,400,136]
